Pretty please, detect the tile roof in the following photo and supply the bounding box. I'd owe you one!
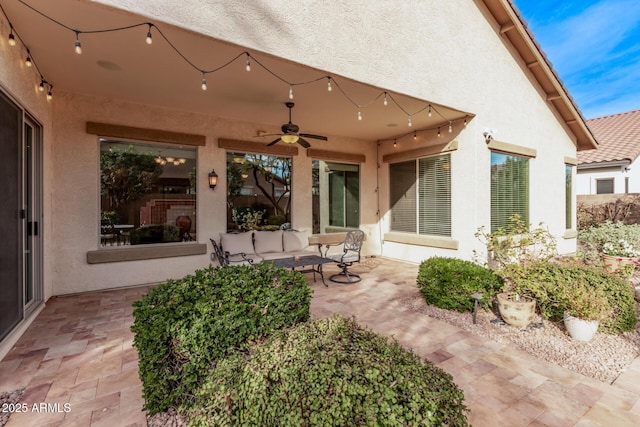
[578,108,640,165]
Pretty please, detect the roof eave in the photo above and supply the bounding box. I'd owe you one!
[481,0,598,151]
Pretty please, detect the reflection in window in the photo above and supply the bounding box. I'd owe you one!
[312,160,359,234]
[100,139,197,246]
[226,152,292,231]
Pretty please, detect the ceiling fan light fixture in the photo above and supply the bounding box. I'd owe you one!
[281,134,299,144]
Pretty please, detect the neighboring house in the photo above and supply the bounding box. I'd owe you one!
[577,108,640,195]
[0,0,596,356]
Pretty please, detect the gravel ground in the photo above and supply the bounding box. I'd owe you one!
[0,389,24,426]
[397,288,640,385]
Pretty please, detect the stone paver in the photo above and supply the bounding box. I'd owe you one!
[0,258,638,426]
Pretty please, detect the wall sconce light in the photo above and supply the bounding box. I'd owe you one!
[208,169,218,190]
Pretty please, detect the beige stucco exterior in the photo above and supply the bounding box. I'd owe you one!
[0,0,586,352]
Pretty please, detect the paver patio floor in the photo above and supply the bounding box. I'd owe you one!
[1,258,639,426]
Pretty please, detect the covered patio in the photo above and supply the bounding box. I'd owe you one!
[1,259,639,426]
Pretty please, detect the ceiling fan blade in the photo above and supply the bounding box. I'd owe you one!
[266,138,281,147]
[297,138,311,148]
[300,133,328,141]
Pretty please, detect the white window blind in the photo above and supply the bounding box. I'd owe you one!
[490,152,529,232]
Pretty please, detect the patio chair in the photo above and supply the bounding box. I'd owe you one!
[210,238,255,266]
[324,229,365,283]
[100,223,117,246]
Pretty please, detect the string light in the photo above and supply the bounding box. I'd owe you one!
[74,30,82,54]
[393,139,397,147]
[414,130,417,140]
[8,26,16,46]
[46,88,52,101]
[1,2,465,126]
[200,72,207,91]
[464,116,467,127]
[448,122,452,133]
[145,24,153,44]
[437,127,441,137]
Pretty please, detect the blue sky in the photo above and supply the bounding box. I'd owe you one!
[512,0,640,119]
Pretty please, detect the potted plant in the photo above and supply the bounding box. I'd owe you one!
[495,270,537,329]
[601,239,639,276]
[559,283,612,341]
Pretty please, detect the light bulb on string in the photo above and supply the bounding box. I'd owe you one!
[437,127,441,138]
[414,130,417,140]
[25,51,32,67]
[327,77,332,92]
[201,73,207,91]
[428,105,432,117]
[408,117,412,127]
[146,25,153,44]
[464,117,468,127]
[448,122,452,133]
[357,110,362,121]
[288,85,294,99]
[383,92,388,106]
[74,31,82,54]
[393,139,397,147]
[8,28,16,46]
[46,89,52,101]
[38,79,45,92]
[245,53,251,71]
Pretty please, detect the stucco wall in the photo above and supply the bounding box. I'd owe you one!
[577,162,638,195]
[49,91,378,295]
[0,20,55,301]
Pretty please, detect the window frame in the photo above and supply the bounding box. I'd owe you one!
[389,153,452,237]
[490,151,529,233]
[596,178,614,194]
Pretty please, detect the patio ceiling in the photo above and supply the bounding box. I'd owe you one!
[2,0,469,143]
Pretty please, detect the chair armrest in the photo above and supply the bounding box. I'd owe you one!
[224,250,254,265]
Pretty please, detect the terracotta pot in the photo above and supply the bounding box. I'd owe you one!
[496,292,536,329]
[564,312,599,342]
[602,254,636,276]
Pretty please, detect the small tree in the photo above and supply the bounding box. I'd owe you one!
[100,146,162,210]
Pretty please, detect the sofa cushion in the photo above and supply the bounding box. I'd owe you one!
[283,229,311,252]
[254,230,283,254]
[220,232,255,255]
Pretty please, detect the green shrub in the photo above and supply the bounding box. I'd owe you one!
[129,224,180,245]
[578,221,640,264]
[267,214,287,226]
[499,260,636,333]
[186,315,469,427]
[417,257,504,312]
[131,263,313,414]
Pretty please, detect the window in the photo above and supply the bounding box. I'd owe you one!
[100,139,197,246]
[312,160,359,234]
[226,152,291,231]
[491,152,529,232]
[565,165,573,229]
[596,178,614,194]
[389,154,451,236]
[625,177,629,194]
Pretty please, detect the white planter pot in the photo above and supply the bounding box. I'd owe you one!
[564,312,599,342]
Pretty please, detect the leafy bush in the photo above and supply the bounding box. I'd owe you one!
[474,214,557,268]
[578,221,640,264]
[499,260,636,333]
[417,257,504,312]
[129,224,180,245]
[131,263,312,414]
[186,315,469,427]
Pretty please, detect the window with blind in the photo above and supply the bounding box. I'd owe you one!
[389,154,451,236]
[565,165,572,229]
[490,152,529,232]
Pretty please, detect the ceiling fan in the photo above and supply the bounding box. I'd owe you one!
[260,102,328,148]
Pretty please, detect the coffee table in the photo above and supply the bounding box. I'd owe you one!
[267,255,334,287]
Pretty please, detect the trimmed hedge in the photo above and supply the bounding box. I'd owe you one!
[186,315,469,426]
[417,257,504,312]
[500,260,636,333]
[131,263,312,414]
